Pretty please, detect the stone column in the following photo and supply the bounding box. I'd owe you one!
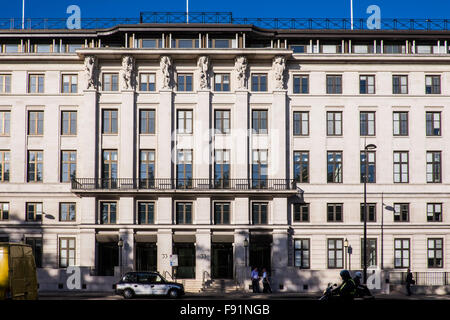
[272,229,289,292]
[118,197,134,225]
[195,229,211,281]
[10,98,26,183]
[119,228,134,272]
[119,90,136,179]
[157,197,172,224]
[234,90,249,179]
[157,90,174,179]
[79,229,96,268]
[234,229,250,290]
[270,90,288,179]
[234,197,249,225]
[272,197,288,225]
[157,229,173,279]
[196,197,211,225]
[78,89,98,179]
[195,90,211,179]
[81,197,96,224]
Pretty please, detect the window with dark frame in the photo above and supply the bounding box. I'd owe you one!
[293,151,309,183]
[326,75,342,94]
[294,239,310,269]
[214,149,230,189]
[392,75,408,94]
[393,112,408,136]
[251,74,268,92]
[360,203,377,222]
[139,150,155,188]
[25,237,42,268]
[177,110,193,134]
[26,202,42,222]
[394,203,410,222]
[140,110,155,134]
[214,202,230,225]
[360,151,376,183]
[0,111,10,136]
[359,75,375,94]
[177,74,193,91]
[102,73,119,91]
[426,151,441,183]
[360,111,375,136]
[27,150,43,182]
[0,202,9,220]
[328,239,344,269]
[59,237,76,268]
[327,203,343,222]
[394,239,410,268]
[61,111,77,135]
[0,150,10,182]
[327,151,343,183]
[327,111,342,136]
[60,202,76,221]
[426,112,441,136]
[252,202,268,225]
[138,202,155,224]
[28,111,44,135]
[176,149,193,189]
[214,110,230,134]
[252,110,268,134]
[102,150,118,181]
[62,74,78,93]
[252,150,268,189]
[28,74,44,93]
[361,238,377,268]
[293,203,309,222]
[427,203,442,222]
[293,75,309,94]
[100,202,117,224]
[61,150,76,183]
[293,111,309,136]
[176,202,192,224]
[427,238,443,268]
[393,151,409,183]
[425,75,441,94]
[139,73,156,91]
[214,74,230,91]
[102,109,118,134]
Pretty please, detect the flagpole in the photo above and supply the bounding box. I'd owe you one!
[350,0,354,30]
[22,0,25,29]
[186,0,189,24]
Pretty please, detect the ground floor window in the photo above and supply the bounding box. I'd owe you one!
[26,237,43,268]
[59,237,76,268]
[428,238,443,268]
[361,238,377,268]
[294,239,310,269]
[327,238,343,269]
[394,238,410,268]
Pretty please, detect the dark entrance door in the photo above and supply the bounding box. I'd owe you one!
[211,243,233,279]
[249,235,272,275]
[173,243,195,279]
[135,243,157,271]
[97,242,119,276]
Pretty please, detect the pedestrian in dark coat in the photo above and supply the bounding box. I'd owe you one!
[405,269,414,296]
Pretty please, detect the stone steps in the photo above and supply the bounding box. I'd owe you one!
[202,279,239,293]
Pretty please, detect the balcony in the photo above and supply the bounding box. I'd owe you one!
[71,178,297,194]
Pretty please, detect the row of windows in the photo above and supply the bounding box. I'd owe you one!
[294,238,443,269]
[0,73,444,94]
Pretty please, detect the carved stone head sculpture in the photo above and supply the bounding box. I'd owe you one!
[234,55,248,90]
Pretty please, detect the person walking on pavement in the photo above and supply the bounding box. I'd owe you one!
[251,267,260,293]
[406,269,415,296]
[262,268,272,293]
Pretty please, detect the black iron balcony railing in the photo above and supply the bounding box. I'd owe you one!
[71,178,296,191]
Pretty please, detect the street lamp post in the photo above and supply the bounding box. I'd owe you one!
[363,143,377,284]
[118,238,124,277]
[244,238,249,267]
[344,238,349,270]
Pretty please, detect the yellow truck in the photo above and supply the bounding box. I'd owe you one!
[0,242,38,300]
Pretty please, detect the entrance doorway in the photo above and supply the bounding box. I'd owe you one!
[97,242,119,276]
[173,243,196,279]
[249,235,272,275]
[135,243,157,272]
[211,243,233,279]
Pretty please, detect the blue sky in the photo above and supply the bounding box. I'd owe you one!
[1,0,450,19]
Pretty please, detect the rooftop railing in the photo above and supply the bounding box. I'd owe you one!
[1,12,449,31]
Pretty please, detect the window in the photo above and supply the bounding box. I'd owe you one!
[62,74,78,93]
[61,111,77,135]
[427,203,442,222]
[25,238,42,268]
[0,111,10,136]
[251,74,267,92]
[138,202,155,224]
[426,112,441,136]
[360,112,375,136]
[26,202,42,222]
[290,44,307,53]
[327,111,342,136]
[177,110,193,134]
[393,112,408,136]
[327,203,343,222]
[361,238,377,268]
[59,237,76,268]
[252,110,268,134]
[102,150,118,187]
[177,74,193,91]
[252,150,268,188]
[427,151,441,183]
[428,239,443,268]
[214,74,230,91]
[360,75,375,94]
[293,203,309,222]
[27,151,43,182]
[0,74,11,93]
[66,44,82,53]
[172,39,199,48]
[393,151,409,183]
[28,111,44,135]
[0,151,10,182]
[327,151,342,183]
[425,75,441,94]
[393,75,408,94]
[252,202,268,225]
[176,149,193,189]
[214,110,230,134]
[394,239,410,268]
[139,150,155,188]
[360,203,376,222]
[0,203,9,220]
[176,202,192,224]
[140,110,155,134]
[321,44,342,53]
[209,39,233,48]
[353,44,374,54]
[384,44,406,54]
[102,110,118,134]
[294,239,310,269]
[214,202,230,224]
[328,239,343,268]
[60,203,76,221]
[293,75,309,94]
[102,73,119,91]
[326,75,342,94]
[394,203,409,222]
[141,39,162,48]
[100,202,117,224]
[28,74,44,93]
[139,73,156,91]
[360,151,376,183]
[293,111,309,136]
[214,150,230,188]
[61,151,76,182]
[293,151,309,183]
